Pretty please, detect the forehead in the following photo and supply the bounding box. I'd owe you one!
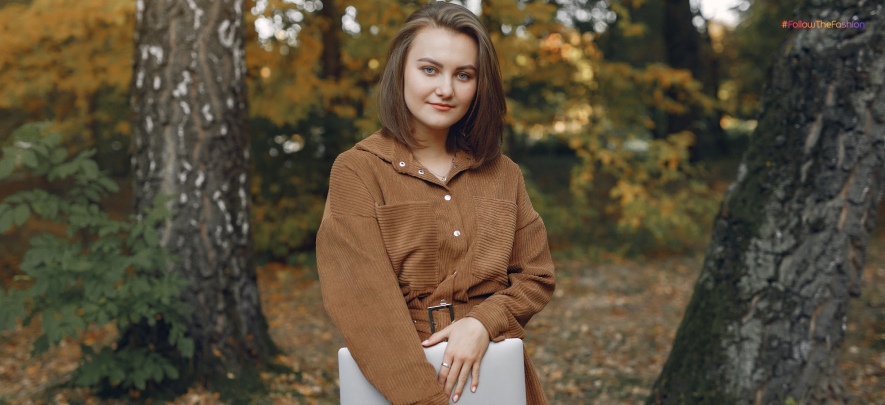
[406,27,478,65]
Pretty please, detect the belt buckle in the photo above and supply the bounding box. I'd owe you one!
[427,299,454,334]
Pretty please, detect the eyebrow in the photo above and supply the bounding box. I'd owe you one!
[417,57,477,71]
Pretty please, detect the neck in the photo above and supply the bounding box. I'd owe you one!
[413,127,447,148]
[411,141,451,163]
[411,129,449,160]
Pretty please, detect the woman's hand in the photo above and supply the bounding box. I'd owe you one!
[422,317,491,403]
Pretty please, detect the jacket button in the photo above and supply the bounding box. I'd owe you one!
[453,230,461,237]
[418,169,425,175]
[444,194,451,201]
[399,161,406,167]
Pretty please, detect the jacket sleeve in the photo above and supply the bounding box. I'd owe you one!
[465,168,556,342]
[317,155,449,405]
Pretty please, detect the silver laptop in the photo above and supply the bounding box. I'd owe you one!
[338,338,526,405]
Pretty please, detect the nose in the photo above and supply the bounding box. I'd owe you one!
[435,76,454,99]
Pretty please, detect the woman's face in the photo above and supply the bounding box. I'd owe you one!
[403,27,478,139]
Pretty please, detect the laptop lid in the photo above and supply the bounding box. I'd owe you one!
[338,338,526,405]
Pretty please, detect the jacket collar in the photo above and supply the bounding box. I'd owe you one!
[355,132,478,179]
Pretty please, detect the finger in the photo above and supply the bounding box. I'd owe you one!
[444,359,464,396]
[470,362,480,393]
[451,362,472,402]
[437,356,453,385]
[423,324,452,347]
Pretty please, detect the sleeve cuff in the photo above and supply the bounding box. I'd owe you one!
[413,391,451,405]
[465,301,511,342]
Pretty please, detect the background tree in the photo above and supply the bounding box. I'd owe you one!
[649,0,885,402]
[661,0,727,159]
[129,0,276,397]
[719,0,804,120]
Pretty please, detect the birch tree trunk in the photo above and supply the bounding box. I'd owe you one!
[650,0,885,403]
[129,0,276,392]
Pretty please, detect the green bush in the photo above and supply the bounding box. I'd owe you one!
[0,122,192,391]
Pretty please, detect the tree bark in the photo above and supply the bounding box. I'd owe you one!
[649,0,885,403]
[130,0,275,392]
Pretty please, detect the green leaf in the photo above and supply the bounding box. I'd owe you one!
[20,150,38,169]
[68,259,92,273]
[32,334,50,356]
[163,363,180,380]
[59,305,86,336]
[147,358,163,381]
[0,289,26,331]
[0,157,14,180]
[83,187,101,202]
[42,310,60,345]
[109,361,125,384]
[80,159,99,180]
[48,161,76,181]
[50,148,67,165]
[143,227,158,247]
[41,197,59,220]
[75,366,101,387]
[13,204,30,226]
[177,337,194,357]
[98,177,120,193]
[0,206,14,233]
[131,368,147,390]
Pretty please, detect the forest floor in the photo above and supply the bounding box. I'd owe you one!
[2,237,885,404]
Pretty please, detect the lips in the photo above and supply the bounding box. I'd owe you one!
[428,102,454,111]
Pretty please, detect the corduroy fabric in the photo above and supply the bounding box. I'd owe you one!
[317,132,555,405]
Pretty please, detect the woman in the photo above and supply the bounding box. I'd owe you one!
[316,2,555,404]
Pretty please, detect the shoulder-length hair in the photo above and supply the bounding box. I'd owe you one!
[378,1,506,166]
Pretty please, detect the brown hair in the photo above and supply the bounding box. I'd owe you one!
[378,1,505,166]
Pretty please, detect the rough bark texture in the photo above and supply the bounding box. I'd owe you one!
[650,0,885,403]
[130,0,275,390]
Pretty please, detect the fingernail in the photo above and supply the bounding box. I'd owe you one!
[453,394,459,402]
[422,340,428,345]
[471,386,476,393]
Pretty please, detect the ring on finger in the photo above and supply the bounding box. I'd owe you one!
[441,362,451,368]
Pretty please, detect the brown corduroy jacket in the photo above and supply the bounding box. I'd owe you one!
[317,133,555,405]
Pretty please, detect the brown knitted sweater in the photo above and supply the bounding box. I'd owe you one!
[317,133,556,405]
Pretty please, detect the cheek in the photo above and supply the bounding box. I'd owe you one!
[459,82,478,103]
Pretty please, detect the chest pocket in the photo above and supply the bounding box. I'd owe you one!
[375,202,439,290]
[471,196,517,285]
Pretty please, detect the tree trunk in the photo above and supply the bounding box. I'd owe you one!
[319,0,343,80]
[649,0,885,403]
[130,0,276,394]
[662,0,727,159]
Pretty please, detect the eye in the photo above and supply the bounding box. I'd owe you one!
[456,72,472,81]
[422,66,437,75]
